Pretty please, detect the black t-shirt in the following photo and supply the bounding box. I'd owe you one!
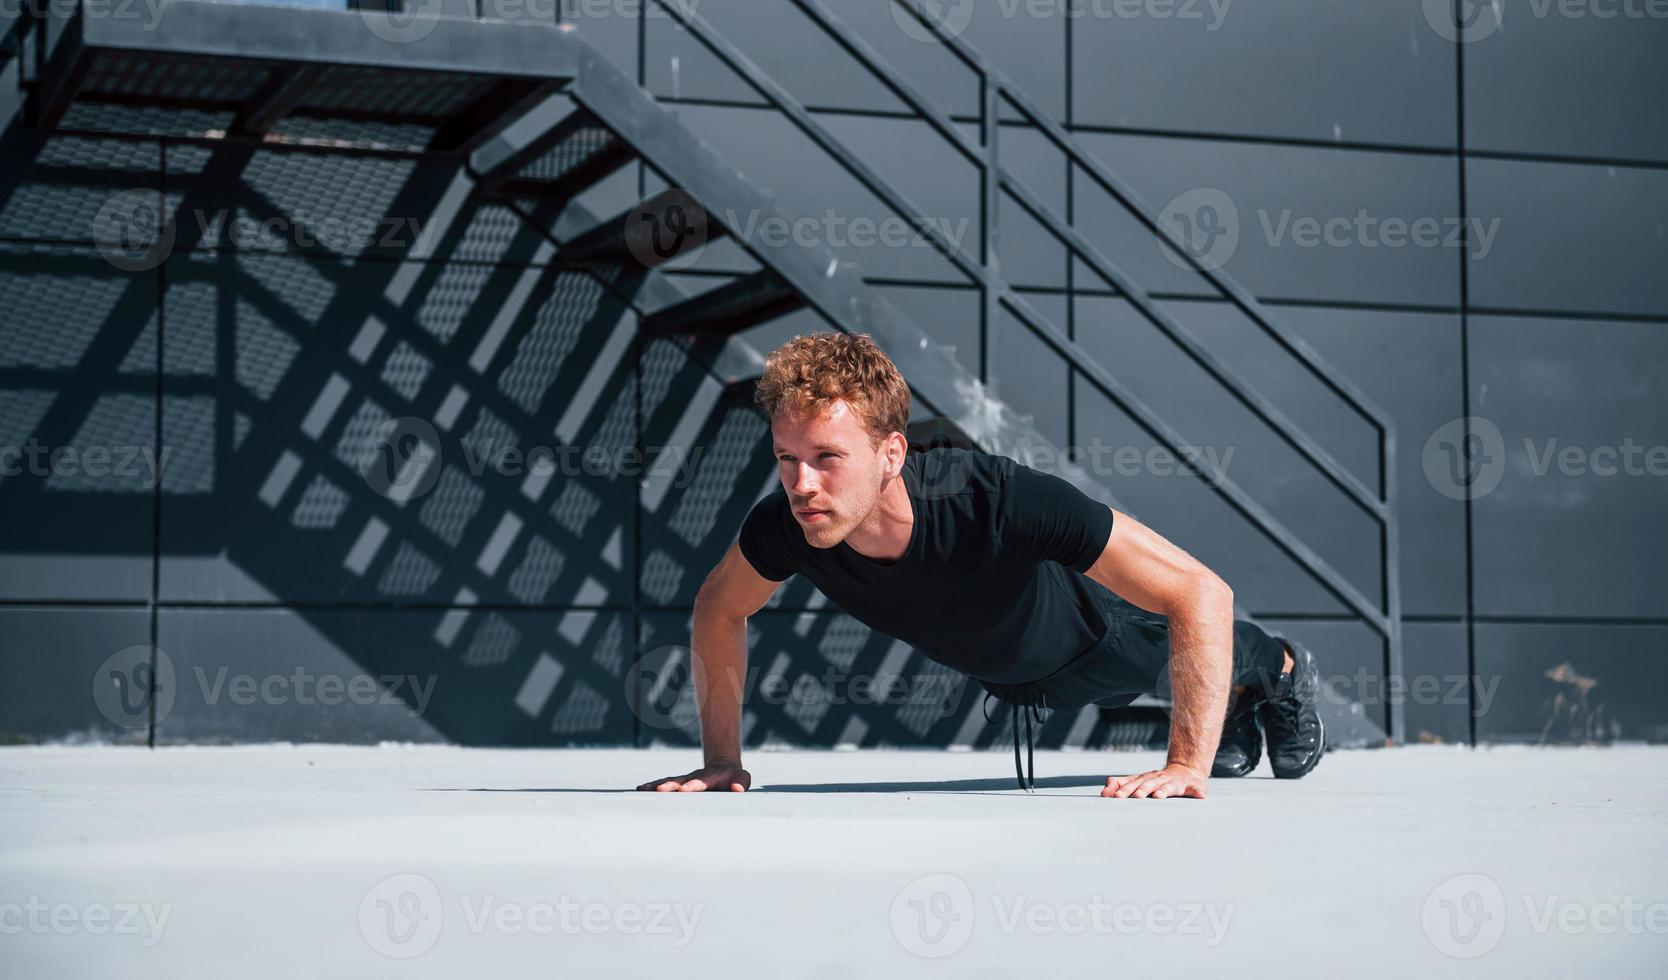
[738,447,1116,684]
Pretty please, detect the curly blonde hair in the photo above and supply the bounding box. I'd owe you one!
[754,332,911,446]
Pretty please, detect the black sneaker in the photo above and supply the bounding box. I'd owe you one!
[1259,638,1325,779]
[1211,688,1262,777]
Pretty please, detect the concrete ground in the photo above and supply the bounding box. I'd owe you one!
[3,745,1665,978]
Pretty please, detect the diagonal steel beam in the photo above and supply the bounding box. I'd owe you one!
[230,63,326,138]
[426,78,564,156]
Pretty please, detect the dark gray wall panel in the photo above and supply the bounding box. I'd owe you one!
[869,283,982,381]
[643,104,976,284]
[807,106,980,285]
[1399,623,1473,745]
[644,117,1065,293]
[1464,1,1668,162]
[1270,303,1465,616]
[0,246,158,601]
[1474,623,1668,744]
[155,607,634,745]
[157,253,638,607]
[0,607,153,743]
[1468,314,1668,619]
[1074,294,1387,614]
[995,294,1072,449]
[940,0,1068,120]
[562,0,639,80]
[1080,298,1465,617]
[1073,377,1354,617]
[644,0,957,115]
[1071,0,1455,147]
[1072,132,1462,307]
[1255,620,1474,745]
[1465,157,1668,318]
[642,0,1064,120]
[0,133,160,244]
[997,123,1071,290]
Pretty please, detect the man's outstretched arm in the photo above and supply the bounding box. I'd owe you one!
[636,539,781,793]
[1082,509,1236,800]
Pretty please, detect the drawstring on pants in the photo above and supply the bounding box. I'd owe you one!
[982,682,1048,792]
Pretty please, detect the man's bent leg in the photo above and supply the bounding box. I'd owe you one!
[1039,594,1296,777]
[1217,620,1290,777]
[1231,619,1293,698]
[1109,603,1289,702]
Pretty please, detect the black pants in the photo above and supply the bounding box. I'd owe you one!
[984,590,1289,712]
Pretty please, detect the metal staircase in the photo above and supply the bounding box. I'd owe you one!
[4,0,1399,748]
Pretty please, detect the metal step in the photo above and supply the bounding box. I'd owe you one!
[474,108,635,202]
[528,194,769,387]
[14,1,574,151]
[558,187,727,270]
[640,270,803,339]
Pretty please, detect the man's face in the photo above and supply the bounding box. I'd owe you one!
[771,400,894,549]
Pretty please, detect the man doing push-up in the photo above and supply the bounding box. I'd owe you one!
[638,332,1323,799]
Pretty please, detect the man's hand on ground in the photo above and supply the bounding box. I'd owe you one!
[636,764,751,793]
[1102,763,1207,800]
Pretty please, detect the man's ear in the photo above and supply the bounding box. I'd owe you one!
[886,431,908,477]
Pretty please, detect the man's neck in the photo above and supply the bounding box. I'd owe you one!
[841,471,914,562]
